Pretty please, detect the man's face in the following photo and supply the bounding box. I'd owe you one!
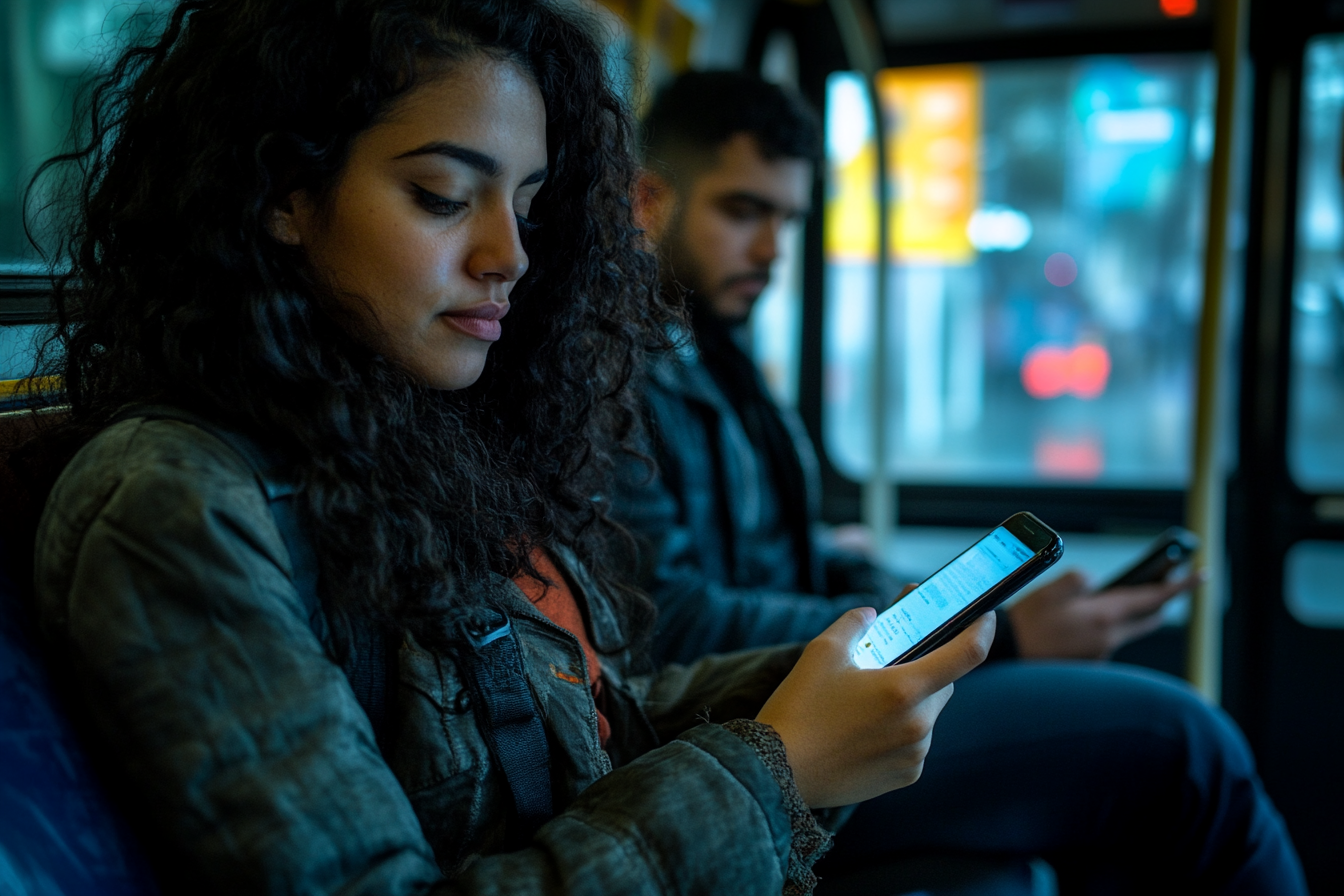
[662,133,812,324]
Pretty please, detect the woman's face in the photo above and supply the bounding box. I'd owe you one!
[275,54,548,390]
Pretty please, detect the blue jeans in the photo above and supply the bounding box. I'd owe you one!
[816,662,1308,896]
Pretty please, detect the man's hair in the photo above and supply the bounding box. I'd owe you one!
[641,70,822,187]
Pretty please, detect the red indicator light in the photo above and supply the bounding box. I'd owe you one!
[1020,343,1112,400]
[1068,344,1111,399]
[1034,435,1104,480]
[1021,346,1071,399]
[1161,0,1197,18]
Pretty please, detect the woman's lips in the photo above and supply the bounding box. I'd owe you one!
[441,302,508,342]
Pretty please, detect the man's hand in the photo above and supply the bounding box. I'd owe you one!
[1007,569,1205,660]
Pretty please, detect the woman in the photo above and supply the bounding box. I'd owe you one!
[25,0,991,893]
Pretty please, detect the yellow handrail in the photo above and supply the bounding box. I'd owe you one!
[1186,0,1249,701]
[0,377,61,403]
[828,0,894,549]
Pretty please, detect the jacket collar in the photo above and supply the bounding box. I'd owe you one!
[647,326,738,418]
[483,547,626,657]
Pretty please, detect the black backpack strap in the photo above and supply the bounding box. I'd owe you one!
[460,609,554,835]
[109,405,387,736]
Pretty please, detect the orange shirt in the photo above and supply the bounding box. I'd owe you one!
[512,548,611,746]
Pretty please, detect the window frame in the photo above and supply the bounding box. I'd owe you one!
[759,12,1221,533]
[0,275,53,323]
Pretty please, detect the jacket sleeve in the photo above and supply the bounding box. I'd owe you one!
[451,724,808,896]
[31,425,819,896]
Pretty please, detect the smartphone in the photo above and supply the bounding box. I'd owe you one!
[852,512,1064,669]
[1097,526,1200,592]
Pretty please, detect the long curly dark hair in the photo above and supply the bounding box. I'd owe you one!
[24,0,672,657]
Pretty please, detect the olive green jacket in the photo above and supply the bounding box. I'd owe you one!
[34,418,831,895]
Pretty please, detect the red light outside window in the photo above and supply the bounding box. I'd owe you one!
[1161,0,1197,18]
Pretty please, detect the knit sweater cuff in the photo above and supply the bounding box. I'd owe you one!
[722,719,833,896]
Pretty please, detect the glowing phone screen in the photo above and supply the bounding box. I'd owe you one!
[851,527,1034,669]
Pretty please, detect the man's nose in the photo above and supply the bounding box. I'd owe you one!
[749,219,783,266]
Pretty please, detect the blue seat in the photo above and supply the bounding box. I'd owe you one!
[816,854,1057,896]
[0,402,159,895]
[0,548,159,895]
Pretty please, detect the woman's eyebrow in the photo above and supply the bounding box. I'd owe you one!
[395,141,547,186]
[395,141,499,175]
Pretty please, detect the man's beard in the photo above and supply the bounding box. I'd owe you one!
[660,225,768,327]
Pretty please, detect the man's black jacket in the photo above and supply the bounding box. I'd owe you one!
[616,323,1019,667]
[615,326,902,666]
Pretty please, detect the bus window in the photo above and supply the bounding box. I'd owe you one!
[1284,540,1344,628]
[820,54,1216,486]
[1289,34,1344,491]
[0,325,42,379]
[749,214,805,408]
[1,0,173,276]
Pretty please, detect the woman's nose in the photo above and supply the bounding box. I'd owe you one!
[468,201,529,283]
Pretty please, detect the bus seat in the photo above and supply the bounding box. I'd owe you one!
[0,407,159,895]
[816,853,1057,896]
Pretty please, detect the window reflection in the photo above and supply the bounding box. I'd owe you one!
[821,56,1215,485]
[1290,35,1344,492]
[1284,540,1344,628]
[1,0,173,272]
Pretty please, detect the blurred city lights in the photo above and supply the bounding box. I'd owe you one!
[1021,343,1112,400]
[967,205,1033,251]
[1034,435,1104,480]
[1044,252,1078,286]
[1088,108,1177,144]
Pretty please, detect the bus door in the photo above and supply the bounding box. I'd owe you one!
[733,0,1337,889]
[1224,2,1344,890]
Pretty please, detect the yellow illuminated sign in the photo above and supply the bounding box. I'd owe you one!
[881,64,980,265]
[826,65,982,265]
[824,119,880,263]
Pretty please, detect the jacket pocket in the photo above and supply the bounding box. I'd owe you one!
[384,634,506,867]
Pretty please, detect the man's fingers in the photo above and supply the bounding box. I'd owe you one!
[1168,568,1208,594]
[1026,569,1090,604]
[1111,609,1167,649]
[896,613,996,696]
[1101,569,1205,620]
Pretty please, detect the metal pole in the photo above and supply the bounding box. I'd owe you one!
[827,0,894,552]
[1186,0,1248,701]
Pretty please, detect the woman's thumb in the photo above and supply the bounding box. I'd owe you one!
[827,606,879,651]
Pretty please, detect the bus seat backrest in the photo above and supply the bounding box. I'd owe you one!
[0,408,158,895]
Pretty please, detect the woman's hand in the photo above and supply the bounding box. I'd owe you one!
[755,605,995,808]
[1007,569,1204,660]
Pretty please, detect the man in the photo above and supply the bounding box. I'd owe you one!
[616,70,1306,894]
[625,69,1197,668]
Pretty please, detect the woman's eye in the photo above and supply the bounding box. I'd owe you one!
[516,214,540,235]
[412,185,466,216]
